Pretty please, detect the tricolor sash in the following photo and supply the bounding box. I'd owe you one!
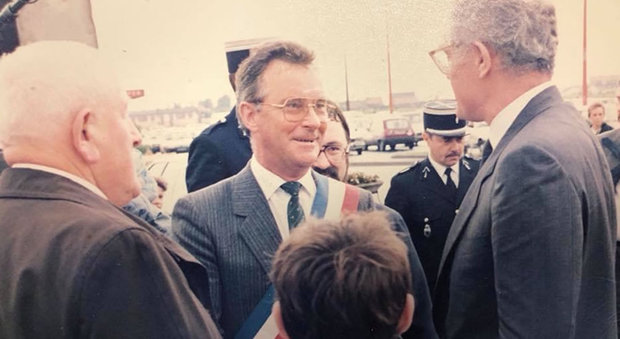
[234,174,361,339]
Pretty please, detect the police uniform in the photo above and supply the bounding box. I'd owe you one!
[385,100,480,292]
[185,108,251,192]
[185,39,268,193]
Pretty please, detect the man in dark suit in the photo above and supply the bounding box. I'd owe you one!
[430,1,617,338]
[185,40,265,192]
[385,101,479,292]
[0,41,220,338]
[173,40,437,339]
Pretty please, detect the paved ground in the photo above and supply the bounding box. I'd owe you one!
[144,143,428,213]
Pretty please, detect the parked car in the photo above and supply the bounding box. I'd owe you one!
[394,110,424,143]
[364,115,416,151]
[160,129,194,153]
[346,113,372,155]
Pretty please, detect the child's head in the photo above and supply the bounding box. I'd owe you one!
[270,211,414,339]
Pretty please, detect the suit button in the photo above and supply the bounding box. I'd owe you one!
[455,209,459,214]
[424,217,429,222]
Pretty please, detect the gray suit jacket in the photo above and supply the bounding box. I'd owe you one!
[173,165,437,338]
[433,86,618,338]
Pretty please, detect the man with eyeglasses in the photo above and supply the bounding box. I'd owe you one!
[172,40,437,339]
[312,102,350,182]
[385,101,479,294]
[430,1,617,338]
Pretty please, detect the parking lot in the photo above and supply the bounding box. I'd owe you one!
[144,143,429,214]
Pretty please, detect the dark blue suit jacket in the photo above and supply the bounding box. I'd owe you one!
[185,108,251,193]
[434,86,617,338]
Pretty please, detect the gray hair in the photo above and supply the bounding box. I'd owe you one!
[235,41,315,135]
[450,0,558,74]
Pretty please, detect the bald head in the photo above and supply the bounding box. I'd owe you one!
[0,41,142,206]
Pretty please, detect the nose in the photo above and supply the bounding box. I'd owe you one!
[301,104,324,128]
[313,150,330,169]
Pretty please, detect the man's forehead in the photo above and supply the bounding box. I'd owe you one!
[261,61,323,92]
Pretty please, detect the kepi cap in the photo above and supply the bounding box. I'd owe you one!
[225,37,273,74]
[423,100,467,136]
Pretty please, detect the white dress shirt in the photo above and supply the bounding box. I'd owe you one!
[428,156,460,188]
[250,157,316,240]
[488,81,553,149]
[12,163,108,200]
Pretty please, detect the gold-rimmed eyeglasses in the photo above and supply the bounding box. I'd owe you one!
[428,43,461,75]
[258,97,329,123]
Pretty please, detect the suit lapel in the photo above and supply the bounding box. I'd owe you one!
[232,165,282,275]
[437,86,563,281]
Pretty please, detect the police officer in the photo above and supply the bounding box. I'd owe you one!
[385,100,479,292]
[185,39,265,192]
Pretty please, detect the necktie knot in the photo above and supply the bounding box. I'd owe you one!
[281,181,302,197]
[281,181,304,229]
[444,167,452,177]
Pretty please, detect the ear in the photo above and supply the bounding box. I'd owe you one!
[396,293,415,334]
[472,41,492,78]
[238,101,259,134]
[72,109,100,164]
[272,301,290,339]
[421,131,431,143]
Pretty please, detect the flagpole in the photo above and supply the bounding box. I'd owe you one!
[344,55,350,111]
[386,25,394,113]
[582,0,587,106]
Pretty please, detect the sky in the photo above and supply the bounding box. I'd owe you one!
[90,0,620,111]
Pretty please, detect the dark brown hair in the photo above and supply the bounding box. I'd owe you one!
[270,211,412,339]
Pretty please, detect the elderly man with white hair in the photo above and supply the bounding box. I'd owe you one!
[0,41,220,338]
[430,0,617,338]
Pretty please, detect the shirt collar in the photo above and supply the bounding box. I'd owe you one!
[249,156,316,200]
[11,163,108,200]
[427,155,459,177]
[488,81,553,148]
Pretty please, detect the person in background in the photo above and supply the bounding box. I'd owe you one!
[588,102,613,134]
[185,39,268,193]
[123,148,171,234]
[430,0,617,337]
[385,100,479,293]
[152,176,168,209]
[172,40,436,339]
[270,211,415,339]
[312,101,350,182]
[0,41,220,338]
